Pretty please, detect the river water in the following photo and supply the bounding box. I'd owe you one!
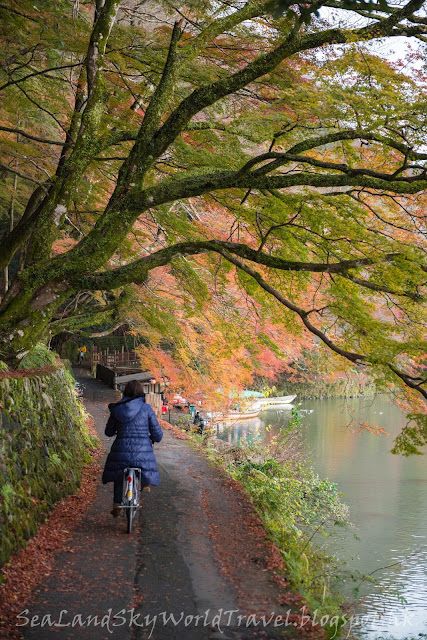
[216,395,427,639]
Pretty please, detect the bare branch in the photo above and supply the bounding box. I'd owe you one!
[0,62,83,92]
[0,161,47,186]
[217,250,366,363]
[84,322,124,338]
[340,272,423,301]
[0,125,66,146]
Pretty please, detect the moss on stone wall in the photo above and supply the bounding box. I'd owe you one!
[0,365,96,570]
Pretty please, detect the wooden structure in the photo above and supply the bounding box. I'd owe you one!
[95,364,165,418]
[90,345,139,370]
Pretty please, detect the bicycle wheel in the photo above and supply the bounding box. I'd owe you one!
[126,504,135,533]
[124,468,140,533]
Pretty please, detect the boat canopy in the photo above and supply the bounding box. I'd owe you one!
[229,389,265,399]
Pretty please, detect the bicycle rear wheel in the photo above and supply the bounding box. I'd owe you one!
[124,468,141,534]
[126,505,135,533]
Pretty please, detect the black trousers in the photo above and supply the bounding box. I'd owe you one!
[113,479,123,503]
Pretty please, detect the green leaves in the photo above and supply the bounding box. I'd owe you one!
[391,413,427,456]
[170,256,209,312]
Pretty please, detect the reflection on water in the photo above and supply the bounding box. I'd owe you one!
[217,396,427,639]
[215,417,263,445]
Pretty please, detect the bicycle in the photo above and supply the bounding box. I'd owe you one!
[121,467,141,533]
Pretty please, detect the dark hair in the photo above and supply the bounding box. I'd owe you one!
[123,380,145,399]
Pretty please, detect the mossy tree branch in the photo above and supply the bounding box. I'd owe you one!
[142,0,426,163]
[68,240,421,294]
[113,19,185,193]
[180,0,283,62]
[56,152,427,276]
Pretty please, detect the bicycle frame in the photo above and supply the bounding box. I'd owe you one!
[122,467,141,533]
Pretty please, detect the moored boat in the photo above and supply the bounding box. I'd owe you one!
[206,408,261,422]
[251,395,296,409]
[223,408,260,422]
[205,393,297,424]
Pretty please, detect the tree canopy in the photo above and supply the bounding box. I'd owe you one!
[0,0,426,452]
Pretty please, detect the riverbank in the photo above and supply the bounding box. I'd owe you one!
[205,395,427,639]
[179,415,352,636]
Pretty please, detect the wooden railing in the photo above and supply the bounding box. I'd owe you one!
[90,346,139,369]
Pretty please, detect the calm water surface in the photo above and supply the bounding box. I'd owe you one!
[216,396,427,639]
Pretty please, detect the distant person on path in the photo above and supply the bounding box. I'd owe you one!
[193,411,206,434]
[102,380,163,517]
[77,345,86,364]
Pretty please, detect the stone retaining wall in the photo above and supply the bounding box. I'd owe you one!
[0,366,93,568]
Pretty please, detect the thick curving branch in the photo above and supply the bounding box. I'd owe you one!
[284,130,427,161]
[252,154,427,180]
[61,160,427,275]
[66,239,427,400]
[68,239,417,290]
[133,165,427,211]
[388,364,427,400]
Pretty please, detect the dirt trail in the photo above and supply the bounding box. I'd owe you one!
[18,371,315,640]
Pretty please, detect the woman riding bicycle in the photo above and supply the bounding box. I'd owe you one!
[102,380,163,517]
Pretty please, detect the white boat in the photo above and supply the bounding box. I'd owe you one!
[251,395,296,410]
[206,394,296,423]
[206,408,261,422]
[223,408,260,422]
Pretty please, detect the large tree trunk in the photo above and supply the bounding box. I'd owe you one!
[0,276,71,362]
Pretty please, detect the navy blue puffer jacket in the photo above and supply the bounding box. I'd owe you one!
[102,396,163,485]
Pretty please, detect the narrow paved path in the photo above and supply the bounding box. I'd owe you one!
[20,371,302,640]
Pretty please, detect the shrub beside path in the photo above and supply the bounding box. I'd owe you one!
[3,371,323,640]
